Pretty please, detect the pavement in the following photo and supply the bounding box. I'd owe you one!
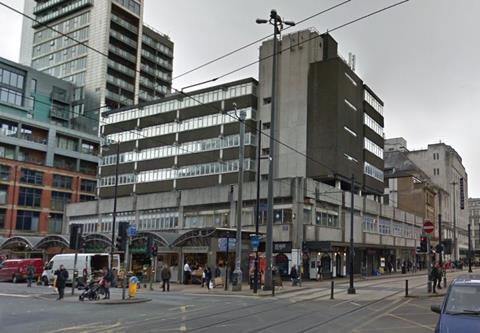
[0,268,474,332]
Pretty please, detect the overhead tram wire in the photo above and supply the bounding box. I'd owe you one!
[0,0,351,108]
[0,0,350,177]
[0,1,401,203]
[11,91,351,208]
[172,0,353,81]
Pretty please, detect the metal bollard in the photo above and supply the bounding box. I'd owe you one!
[330,280,334,299]
[443,276,447,288]
[272,280,275,297]
[433,283,436,294]
[405,280,408,297]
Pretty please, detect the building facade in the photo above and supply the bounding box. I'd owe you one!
[389,139,469,260]
[20,0,174,134]
[257,30,385,197]
[0,57,98,240]
[469,198,480,252]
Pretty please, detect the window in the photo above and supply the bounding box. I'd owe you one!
[364,138,384,159]
[31,79,37,93]
[364,161,384,182]
[20,169,43,185]
[80,179,96,193]
[344,99,357,111]
[0,185,7,204]
[315,211,339,228]
[345,73,357,86]
[80,195,95,202]
[434,168,440,176]
[18,187,42,207]
[364,90,383,115]
[52,175,72,189]
[16,210,39,231]
[48,213,63,234]
[0,165,10,180]
[379,219,391,235]
[364,113,383,136]
[51,191,71,211]
[56,135,78,151]
[0,208,5,229]
[344,126,357,137]
[363,215,378,233]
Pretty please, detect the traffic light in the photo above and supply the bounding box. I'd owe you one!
[69,224,83,250]
[443,239,452,255]
[146,235,153,257]
[79,236,87,250]
[116,222,129,251]
[420,236,428,253]
[151,243,158,257]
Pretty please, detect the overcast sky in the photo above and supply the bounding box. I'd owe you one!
[0,0,478,197]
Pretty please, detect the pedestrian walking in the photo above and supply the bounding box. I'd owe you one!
[54,264,68,300]
[161,265,171,292]
[431,263,442,292]
[26,264,34,287]
[290,266,299,286]
[205,267,212,290]
[102,267,112,299]
[183,262,191,284]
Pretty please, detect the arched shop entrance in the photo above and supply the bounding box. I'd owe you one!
[1,236,44,259]
[83,233,111,253]
[34,235,70,261]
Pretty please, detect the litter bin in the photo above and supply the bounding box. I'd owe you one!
[128,276,139,298]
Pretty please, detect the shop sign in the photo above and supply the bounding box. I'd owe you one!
[183,246,209,253]
[273,241,292,253]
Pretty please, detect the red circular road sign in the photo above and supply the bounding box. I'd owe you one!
[423,220,434,234]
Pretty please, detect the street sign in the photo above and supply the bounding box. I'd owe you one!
[127,224,137,237]
[423,220,434,234]
[250,234,260,251]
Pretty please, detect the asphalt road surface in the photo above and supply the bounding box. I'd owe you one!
[0,270,470,333]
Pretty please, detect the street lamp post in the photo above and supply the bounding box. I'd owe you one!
[103,140,121,273]
[451,181,457,262]
[232,110,246,291]
[348,173,356,294]
[468,224,472,273]
[254,120,262,294]
[256,9,295,291]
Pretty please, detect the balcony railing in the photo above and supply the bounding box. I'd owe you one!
[111,14,138,34]
[19,133,48,145]
[50,106,70,120]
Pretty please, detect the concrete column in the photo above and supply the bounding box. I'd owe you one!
[291,177,304,249]
[208,237,217,269]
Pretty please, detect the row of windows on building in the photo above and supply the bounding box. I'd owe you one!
[103,82,257,124]
[364,137,384,160]
[32,44,88,71]
[364,161,384,182]
[112,0,141,15]
[102,133,256,166]
[364,113,383,137]
[0,209,63,233]
[141,49,172,69]
[364,90,383,116]
[106,108,255,143]
[0,67,25,91]
[363,214,421,239]
[0,165,96,192]
[141,34,173,57]
[34,12,90,44]
[33,27,89,59]
[35,0,93,26]
[42,56,87,79]
[100,159,255,187]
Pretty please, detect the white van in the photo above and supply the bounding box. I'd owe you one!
[41,253,120,285]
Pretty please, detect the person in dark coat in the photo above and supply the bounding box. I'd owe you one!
[26,264,34,287]
[205,267,212,290]
[102,267,112,299]
[161,265,171,292]
[290,266,299,286]
[54,264,68,300]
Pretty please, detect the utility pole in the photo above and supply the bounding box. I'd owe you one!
[451,181,458,262]
[122,236,130,300]
[254,120,262,294]
[256,9,295,291]
[110,142,120,272]
[468,224,473,273]
[348,174,356,294]
[232,110,246,291]
[71,226,80,296]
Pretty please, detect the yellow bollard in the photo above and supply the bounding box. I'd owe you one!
[128,276,139,298]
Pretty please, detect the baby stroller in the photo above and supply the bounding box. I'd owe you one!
[79,278,105,301]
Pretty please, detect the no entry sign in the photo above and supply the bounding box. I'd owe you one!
[423,220,434,234]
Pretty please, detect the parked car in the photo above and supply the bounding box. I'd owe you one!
[431,274,480,333]
[0,258,44,283]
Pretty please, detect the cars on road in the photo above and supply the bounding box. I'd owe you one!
[0,258,44,283]
[431,274,480,333]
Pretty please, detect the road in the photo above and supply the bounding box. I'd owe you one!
[0,270,470,333]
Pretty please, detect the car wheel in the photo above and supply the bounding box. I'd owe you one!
[12,275,18,284]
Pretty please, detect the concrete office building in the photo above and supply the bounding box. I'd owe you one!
[61,31,424,281]
[257,30,385,197]
[387,138,469,260]
[20,0,174,134]
[0,57,98,248]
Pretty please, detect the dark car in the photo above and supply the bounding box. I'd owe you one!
[431,274,480,333]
